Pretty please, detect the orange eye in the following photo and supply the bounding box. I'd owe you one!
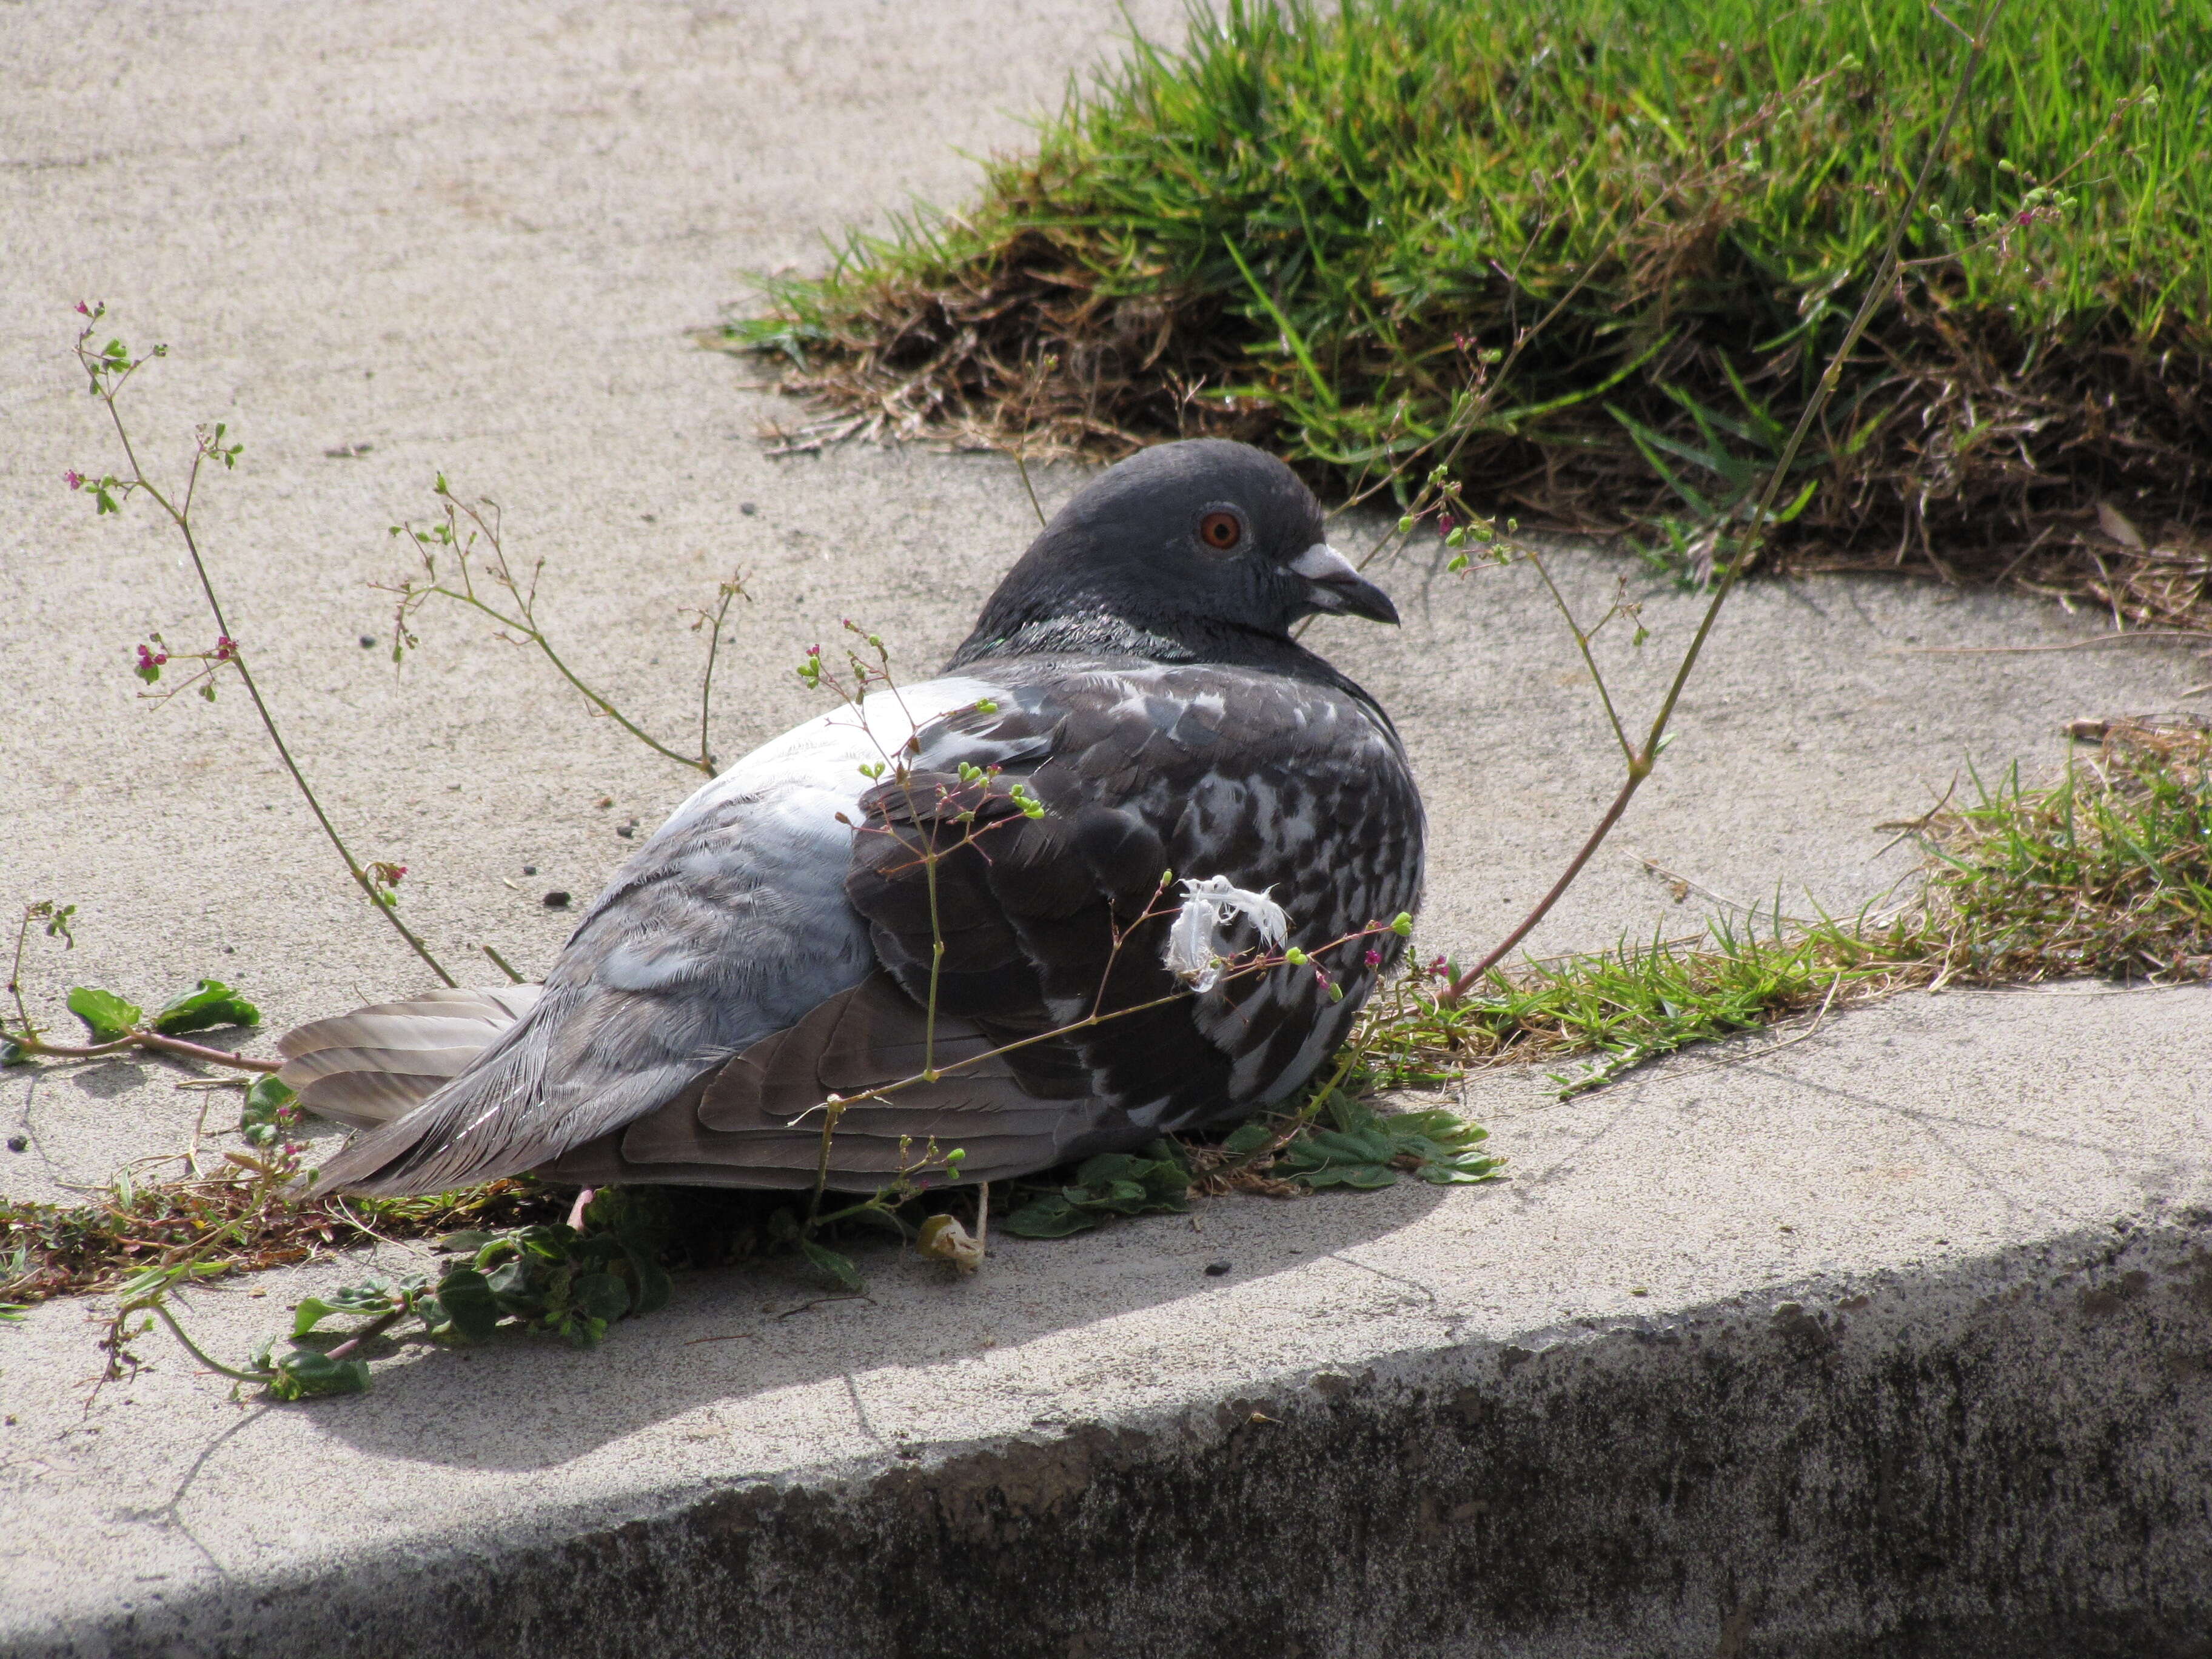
[1198,510,1242,550]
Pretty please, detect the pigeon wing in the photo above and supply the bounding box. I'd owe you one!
[304,675,1011,1197]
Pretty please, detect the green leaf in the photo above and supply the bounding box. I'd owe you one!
[0,1040,24,1067]
[292,1281,402,1338]
[572,1272,632,1324]
[434,1229,502,1254]
[1004,1138,1193,1237]
[1419,1156,1504,1185]
[557,1312,610,1350]
[1001,1195,1099,1239]
[265,1347,372,1400]
[153,978,261,1034]
[623,1248,674,1317]
[291,1298,347,1338]
[1299,1162,1399,1190]
[798,1237,863,1292]
[1219,1121,1276,1157]
[486,1256,543,1315]
[1070,1153,1145,1187]
[240,1075,295,1146]
[432,1266,504,1342]
[66,986,142,1044]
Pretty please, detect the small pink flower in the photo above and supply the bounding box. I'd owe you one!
[1363,948,1382,968]
[213,635,236,660]
[75,301,90,317]
[64,470,84,491]
[1313,967,1329,990]
[807,644,822,657]
[1438,514,1456,536]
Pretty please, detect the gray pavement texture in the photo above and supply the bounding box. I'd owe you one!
[2,2,2210,1655]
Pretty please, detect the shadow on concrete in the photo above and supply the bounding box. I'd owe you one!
[38,1210,2212,1659]
[307,1175,1461,1472]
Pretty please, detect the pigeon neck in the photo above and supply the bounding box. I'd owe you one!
[947,609,1399,737]
[950,606,1297,673]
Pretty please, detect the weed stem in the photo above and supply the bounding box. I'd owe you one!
[1443,1,2005,1004]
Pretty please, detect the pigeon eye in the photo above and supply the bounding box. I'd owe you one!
[1198,510,1244,551]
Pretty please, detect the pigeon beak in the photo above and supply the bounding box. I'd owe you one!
[1292,542,1399,625]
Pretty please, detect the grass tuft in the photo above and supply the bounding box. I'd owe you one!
[724,0,2210,625]
[1356,716,2212,1093]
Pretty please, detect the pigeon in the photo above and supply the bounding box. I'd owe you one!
[285,439,1424,1198]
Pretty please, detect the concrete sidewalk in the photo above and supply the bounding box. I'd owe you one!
[5,984,2210,1655]
[4,2,2210,1654]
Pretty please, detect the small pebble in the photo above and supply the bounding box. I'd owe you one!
[1204,1258,1232,1277]
[358,634,376,648]
[543,890,571,909]
[6,1134,27,1153]
[616,824,635,839]
[740,502,757,515]
[522,865,537,876]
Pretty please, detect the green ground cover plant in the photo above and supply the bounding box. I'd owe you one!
[725,0,2208,627]
[1368,714,2212,1094]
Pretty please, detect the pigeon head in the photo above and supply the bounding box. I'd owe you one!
[950,440,1398,668]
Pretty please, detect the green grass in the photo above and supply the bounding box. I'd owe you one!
[1353,716,2212,1094]
[728,0,2210,623]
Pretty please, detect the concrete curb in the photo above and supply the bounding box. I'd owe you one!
[22,1213,2210,1659]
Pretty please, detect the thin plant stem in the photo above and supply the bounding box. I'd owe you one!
[1443,0,2005,1004]
[1524,547,1637,766]
[5,910,38,1034]
[322,1305,408,1362]
[922,857,945,1082]
[805,1097,850,1228]
[694,577,747,775]
[423,572,708,774]
[1014,449,1048,529]
[85,360,458,988]
[132,1298,275,1384]
[8,1030,282,1071]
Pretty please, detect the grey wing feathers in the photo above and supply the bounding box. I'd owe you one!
[278,987,541,1129]
[301,677,1004,1198]
[535,973,1119,1191]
